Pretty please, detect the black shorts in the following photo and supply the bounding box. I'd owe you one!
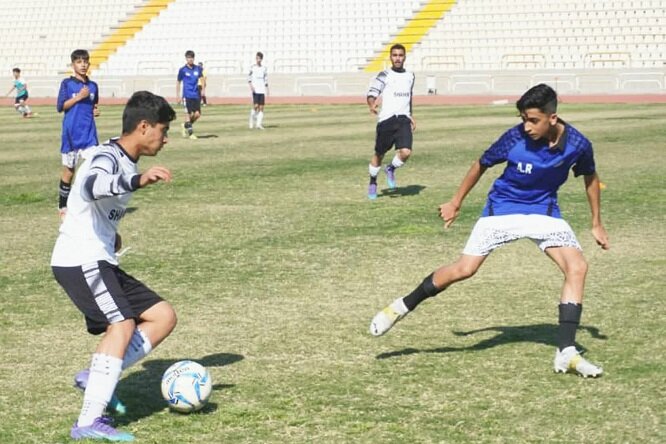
[374,115,413,156]
[185,98,201,114]
[252,93,265,106]
[52,261,164,335]
[15,93,28,104]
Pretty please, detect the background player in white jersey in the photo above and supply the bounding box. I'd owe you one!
[52,91,177,441]
[366,44,416,199]
[248,51,268,129]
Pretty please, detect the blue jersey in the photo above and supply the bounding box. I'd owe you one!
[177,64,202,99]
[57,77,99,153]
[479,122,595,218]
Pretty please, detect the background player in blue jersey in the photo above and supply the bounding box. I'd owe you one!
[56,49,100,220]
[176,50,202,139]
[5,67,33,118]
[370,84,610,378]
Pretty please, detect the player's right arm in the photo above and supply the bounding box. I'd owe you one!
[367,96,378,115]
[57,80,89,112]
[439,160,488,228]
[367,71,386,115]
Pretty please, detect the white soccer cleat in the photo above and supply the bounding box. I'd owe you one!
[554,346,603,378]
[370,301,408,336]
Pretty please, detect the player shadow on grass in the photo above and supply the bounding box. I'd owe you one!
[379,184,426,198]
[113,352,243,425]
[192,134,219,139]
[376,323,607,360]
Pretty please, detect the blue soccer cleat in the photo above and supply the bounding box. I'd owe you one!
[385,166,396,190]
[70,417,134,442]
[368,183,378,200]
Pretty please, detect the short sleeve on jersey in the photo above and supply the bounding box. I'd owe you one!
[571,140,595,176]
[480,126,522,168]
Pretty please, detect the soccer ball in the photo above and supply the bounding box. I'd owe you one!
[161,360,212,413]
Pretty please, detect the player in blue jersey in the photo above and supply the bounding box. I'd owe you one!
[5,67,33,118]
[370,84,609,378]
[56,49,100,220]
[176,50,202,140]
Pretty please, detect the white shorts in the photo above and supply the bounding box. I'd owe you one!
[462,214,581,256]
[62,150,83,168]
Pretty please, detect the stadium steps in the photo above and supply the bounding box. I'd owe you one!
[364,0,458,72]
[89,0,175,72]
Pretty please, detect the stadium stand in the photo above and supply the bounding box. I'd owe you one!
[0,0,663,96]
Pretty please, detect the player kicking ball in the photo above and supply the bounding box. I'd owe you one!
[51,91,178,441]
[370,84,609,378]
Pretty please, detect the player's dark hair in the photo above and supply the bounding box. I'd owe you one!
[390,43,406,54]
[12,67,20,73]
[122,91,176,135]
[256,52,263,59]
[70,49,90,62]
[516,83,558,114]
[185,50,195,58]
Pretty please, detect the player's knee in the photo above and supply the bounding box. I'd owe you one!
[107,319,137,344]
[165,305,178,334]
[452,261,479,280]
[566,257,588,280]
[156,301,178,334]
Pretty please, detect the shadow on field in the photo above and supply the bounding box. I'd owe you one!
[380,184,426,198]
[192,134,219,139]
[114,352,243,425]
[376,323,607,359]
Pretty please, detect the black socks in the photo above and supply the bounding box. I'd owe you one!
[403,273,443,311]
[558,302,582,351]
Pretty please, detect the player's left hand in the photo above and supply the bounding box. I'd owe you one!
[439,201,460,229]
[409,116,416,131]
[114,233,122,252]
[139,166,172,187]
[93,105,100,117]
[592,224,610,250]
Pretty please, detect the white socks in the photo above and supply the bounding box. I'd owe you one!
[391,298,409,315]
[249,109,256,127]
[122,328,153,370]
[256,111,264,127]
[390,154,405,169]
[369,164,381,177]
[78,353,123,426]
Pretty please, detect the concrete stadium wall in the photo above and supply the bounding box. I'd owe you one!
[13,69,666,100]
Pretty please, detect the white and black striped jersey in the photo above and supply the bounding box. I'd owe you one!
[248,64,268,94]
[51,138,141,267]
[367,68,415,123]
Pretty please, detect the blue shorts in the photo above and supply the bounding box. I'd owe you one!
[15,93,28,104]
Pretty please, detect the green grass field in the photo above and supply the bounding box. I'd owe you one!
[0,101,664,443]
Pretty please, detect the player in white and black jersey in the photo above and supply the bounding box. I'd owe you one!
[248,51,268,129]
[51,91,177,441]
[366,44,416,199]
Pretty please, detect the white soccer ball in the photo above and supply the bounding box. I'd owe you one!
[161,360,212,413]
